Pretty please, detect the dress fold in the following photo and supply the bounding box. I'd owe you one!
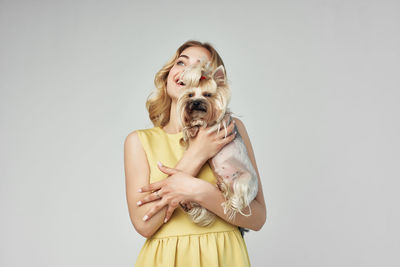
[135,230,250,267]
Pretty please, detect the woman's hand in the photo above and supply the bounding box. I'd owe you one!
[137,162,208,223]
[186,118,236,162]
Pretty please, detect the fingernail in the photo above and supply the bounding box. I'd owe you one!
[157,161,163,168]
[164,218,168,223]
[143,215,148,221]
[138,188,142,193]
[136,201,142,206]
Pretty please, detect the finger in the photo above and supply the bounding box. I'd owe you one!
[217,120,235,139]
[138,180,164,193]
[137,191,162,206]
[164,204,177,223]
[143,201,167,221]
[216,118,234,137]
[221,131,236,146]
[157,161,179,176]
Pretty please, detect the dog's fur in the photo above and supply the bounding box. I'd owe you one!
[176,60,259,226]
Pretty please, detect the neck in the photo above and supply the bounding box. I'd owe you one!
[163,100,182,134]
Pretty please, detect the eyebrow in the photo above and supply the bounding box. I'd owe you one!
[178,54,189,59]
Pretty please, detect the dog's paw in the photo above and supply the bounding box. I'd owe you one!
[179,201,193,212]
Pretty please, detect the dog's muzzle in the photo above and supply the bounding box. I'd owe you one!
[188,100,207,113]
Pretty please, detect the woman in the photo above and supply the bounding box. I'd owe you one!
[124,40,266,267]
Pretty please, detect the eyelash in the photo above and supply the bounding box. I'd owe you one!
[177,60,185,66]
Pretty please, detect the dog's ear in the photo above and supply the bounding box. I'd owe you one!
[212,65,226,87]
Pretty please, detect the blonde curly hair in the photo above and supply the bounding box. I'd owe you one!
[146,40,226,127]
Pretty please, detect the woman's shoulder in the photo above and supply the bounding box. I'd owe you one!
[125,126,162,147]
[126,126,159,138]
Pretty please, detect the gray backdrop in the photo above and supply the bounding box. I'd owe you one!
[1,0,399,266]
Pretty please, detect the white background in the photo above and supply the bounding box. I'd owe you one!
[1,0,399,266]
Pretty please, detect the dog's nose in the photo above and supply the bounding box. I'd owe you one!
[192,101,201,106]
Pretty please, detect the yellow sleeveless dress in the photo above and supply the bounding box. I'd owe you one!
[135,127,251,267]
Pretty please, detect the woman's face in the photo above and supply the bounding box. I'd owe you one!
[166,46,212,101]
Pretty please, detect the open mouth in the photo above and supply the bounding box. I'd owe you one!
[175,78,185,86]
[192,106,207,112]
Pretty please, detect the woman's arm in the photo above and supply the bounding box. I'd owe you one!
[139,118,267,231]
[124,131,166,238]
[124,121,236,238]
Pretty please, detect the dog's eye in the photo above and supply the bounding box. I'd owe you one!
[188,93,194,97]
[203,93,212,97]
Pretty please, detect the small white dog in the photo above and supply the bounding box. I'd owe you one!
[176,60,259,227]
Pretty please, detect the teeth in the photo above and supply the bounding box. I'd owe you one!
[175,76,185,86]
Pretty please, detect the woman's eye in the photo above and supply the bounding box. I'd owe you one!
[177,60,185,66]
